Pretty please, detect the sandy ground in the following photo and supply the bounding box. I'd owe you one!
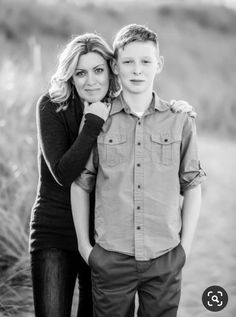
[178,135,236,317]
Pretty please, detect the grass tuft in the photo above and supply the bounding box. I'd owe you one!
[0,208,32,316]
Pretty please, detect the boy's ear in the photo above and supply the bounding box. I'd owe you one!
[156,56,164,74]
[111,59,119,75]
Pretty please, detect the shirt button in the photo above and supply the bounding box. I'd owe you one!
[137,206,140,210]
[137,163,141,167]
[138,122,141,125]
[137,142,141,146]
[109,139,113,143]
[138,185,141,189]
[137,226,141,230]
[164,139,168,142]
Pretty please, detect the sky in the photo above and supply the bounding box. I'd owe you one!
[36,0,236,9]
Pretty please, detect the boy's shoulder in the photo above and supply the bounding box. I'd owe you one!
[110,95,123,115]
[156,97,197,139]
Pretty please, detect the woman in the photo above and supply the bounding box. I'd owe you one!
[30,33,195,317]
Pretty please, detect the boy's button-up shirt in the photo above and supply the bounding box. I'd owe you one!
[75,92,206,261]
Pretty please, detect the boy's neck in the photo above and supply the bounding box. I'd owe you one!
[122,90,153,113]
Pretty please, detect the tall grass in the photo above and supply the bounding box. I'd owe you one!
[0,208,32,316]
[0,57,41,316]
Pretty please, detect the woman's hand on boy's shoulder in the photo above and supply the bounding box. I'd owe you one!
[170,99,197,118]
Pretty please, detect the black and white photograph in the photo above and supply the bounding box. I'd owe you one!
[0,0,235,316]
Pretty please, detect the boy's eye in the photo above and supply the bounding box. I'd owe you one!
[142,60,151,64]
[123,60,132,64]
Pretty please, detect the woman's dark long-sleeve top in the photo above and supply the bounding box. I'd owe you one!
[29,93,104,252]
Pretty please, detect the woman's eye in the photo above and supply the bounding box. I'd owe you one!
[123,60,132,64]
[75,71,85,77]
[142,60,151,64]
[95,68,104,73]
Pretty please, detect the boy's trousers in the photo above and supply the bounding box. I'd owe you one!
[88,242,186,317]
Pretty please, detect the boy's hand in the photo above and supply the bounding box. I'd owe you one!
[79,244,93,265]
[170,99,197,118]
[180,241,191,261]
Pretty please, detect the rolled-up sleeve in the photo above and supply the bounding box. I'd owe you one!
[179,116,206,195]
[73,146,98,193]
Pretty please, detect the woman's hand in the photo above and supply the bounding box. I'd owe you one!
[170,99,197,118]
[84,100,111,121]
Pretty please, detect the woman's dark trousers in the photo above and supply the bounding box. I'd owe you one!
[31,248,93,317]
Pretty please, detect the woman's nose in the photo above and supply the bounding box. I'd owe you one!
[86,72,96,85]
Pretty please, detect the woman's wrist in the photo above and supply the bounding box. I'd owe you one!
[83,113,104,137]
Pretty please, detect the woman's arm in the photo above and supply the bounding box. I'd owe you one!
[37,95,104,186]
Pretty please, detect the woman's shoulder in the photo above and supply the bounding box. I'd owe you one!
[37,93,59,113]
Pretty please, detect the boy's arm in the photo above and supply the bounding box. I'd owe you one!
[70,146,98,264]
[179,116,206,260]
[71,183,93,264]
[181,185,202,259]
[179,116,206,194]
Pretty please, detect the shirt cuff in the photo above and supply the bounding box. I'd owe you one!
[180,167,206,195]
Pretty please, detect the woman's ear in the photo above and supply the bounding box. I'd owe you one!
[110,59,119,75]
[156,56,164,74]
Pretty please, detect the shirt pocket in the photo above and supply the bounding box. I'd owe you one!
[151,133,181,166]
[97,134,128,167]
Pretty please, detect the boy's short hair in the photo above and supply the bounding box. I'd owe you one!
[113,24,159,59]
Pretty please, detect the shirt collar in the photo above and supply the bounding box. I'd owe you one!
[110,91,170,116]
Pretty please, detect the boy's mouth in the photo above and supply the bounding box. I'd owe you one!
[130,79,145,84]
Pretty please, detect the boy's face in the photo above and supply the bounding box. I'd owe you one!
[113,41,163,96]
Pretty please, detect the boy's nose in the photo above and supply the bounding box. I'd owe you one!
[133,63,142,75]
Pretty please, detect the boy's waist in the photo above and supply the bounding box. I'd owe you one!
[94,204,182,261]
[95,236,181,261]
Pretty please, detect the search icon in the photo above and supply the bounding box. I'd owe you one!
[212,295,219,303]
[202,285,228,312]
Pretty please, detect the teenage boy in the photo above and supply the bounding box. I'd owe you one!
[71,24,206,317]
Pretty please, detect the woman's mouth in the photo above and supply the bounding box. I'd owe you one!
[85,88,100,94]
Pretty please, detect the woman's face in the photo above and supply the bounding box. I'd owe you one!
[72,52,110,103]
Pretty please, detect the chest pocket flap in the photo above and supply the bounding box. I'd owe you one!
[151,133,181,165]
[97,134,128,167]
[151,133,181,145]
[98,134,127,145]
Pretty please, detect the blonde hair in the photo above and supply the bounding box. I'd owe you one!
[113,24,159,60]
[49,33,120,111]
